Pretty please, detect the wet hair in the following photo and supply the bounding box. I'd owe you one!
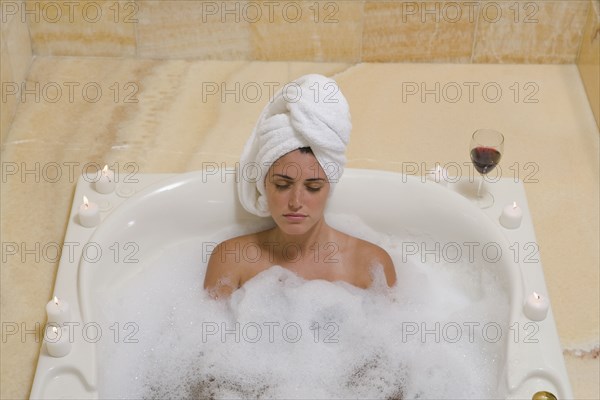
[298,147,313,154]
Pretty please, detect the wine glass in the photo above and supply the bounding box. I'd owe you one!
[469,129,504,208]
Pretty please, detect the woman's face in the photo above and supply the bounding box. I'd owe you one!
[265,149,330,236]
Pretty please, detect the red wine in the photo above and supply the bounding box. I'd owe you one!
[470,147,501,174]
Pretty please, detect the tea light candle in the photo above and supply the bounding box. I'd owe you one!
[46,296,71,325]
[425,165,448,187]
[44,325,71,358]
[95,165,115,194]
[523,291,550,321]
[79,195,100,227]
[499,201,523,229]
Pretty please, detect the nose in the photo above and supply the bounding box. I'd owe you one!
[288,186,303,210]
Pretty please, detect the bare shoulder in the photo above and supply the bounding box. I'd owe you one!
[203,233,260,298]
[353,237,397,287]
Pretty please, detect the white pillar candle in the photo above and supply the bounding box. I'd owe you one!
[44,325,72,358]
[425,165,448,186]
[523,291,550,321]
[45,296,71,325]
[500,201,523,229]
[79,195,100,227]
[95,165,116,194]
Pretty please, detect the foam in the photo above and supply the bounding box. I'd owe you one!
[95,214,509,399]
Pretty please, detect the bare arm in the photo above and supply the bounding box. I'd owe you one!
[365,243,397,287]
[353,238,397,288]
[203,242,241,299]
[378,249,397,287]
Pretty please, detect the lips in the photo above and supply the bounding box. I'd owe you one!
[283,213,308,222]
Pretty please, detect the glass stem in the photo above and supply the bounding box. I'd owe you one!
[477,174,484,198]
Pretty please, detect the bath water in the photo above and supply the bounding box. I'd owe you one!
[95,215,509,399]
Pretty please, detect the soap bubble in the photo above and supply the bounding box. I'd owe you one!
[95,215,509,399]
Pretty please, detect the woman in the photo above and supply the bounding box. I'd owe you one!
[204,74,397,298]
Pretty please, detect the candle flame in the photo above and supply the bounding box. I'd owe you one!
[52,326,58,334]
[83,195,89,208]
[533,291,540,300]
[53,296,59,305]
[513,201,517,209]
[101,165,112,182]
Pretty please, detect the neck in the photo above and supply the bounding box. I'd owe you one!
[268,218,331,255]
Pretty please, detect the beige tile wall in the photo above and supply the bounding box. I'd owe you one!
[22,0,591,63]
[362,1,476,62]
[1,0,599,140]
[27,0,136,56]
[136,1,252,59]
[577,0,600,128]
[473,0,589,63]
[1,0,33,143]
[250,1,364,62]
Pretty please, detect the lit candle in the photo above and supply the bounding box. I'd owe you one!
[79,195,100,227]
[44,325,71,358]
[95,165,115,194]
[499,201,523,229]
[45,296,71,325]
[523,291,550,321]
[425,165,448,187]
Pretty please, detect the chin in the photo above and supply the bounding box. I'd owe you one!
[279,224,310,236]
[275,219,312,236]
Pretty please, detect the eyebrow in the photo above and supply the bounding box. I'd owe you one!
[273,174,325,182]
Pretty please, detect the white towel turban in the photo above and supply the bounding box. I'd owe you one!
[237,74,352,217]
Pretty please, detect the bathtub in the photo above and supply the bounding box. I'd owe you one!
[30,168,572,399]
